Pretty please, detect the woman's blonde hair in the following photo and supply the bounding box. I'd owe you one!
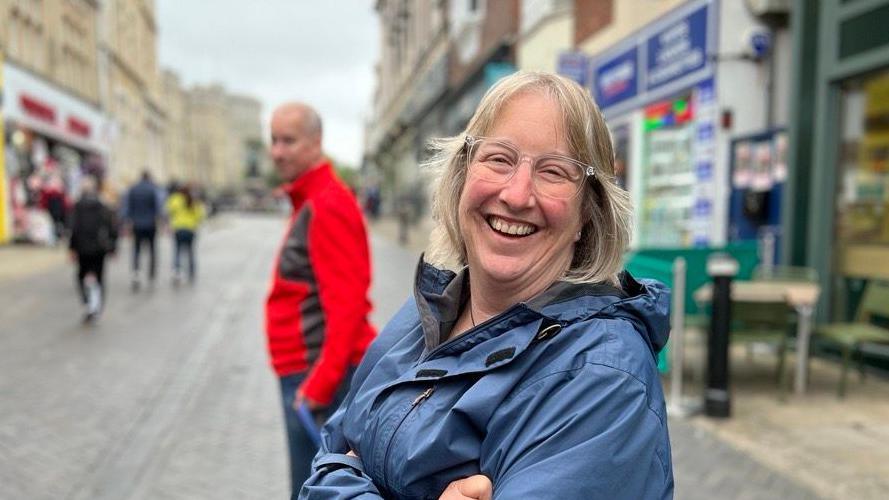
[423,71,632,286]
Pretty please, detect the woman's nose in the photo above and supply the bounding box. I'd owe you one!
[497,158,536,208]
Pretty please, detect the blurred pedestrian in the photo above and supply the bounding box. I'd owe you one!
[166,184,205,286]
[121,170,163,291]
[359,185,378,220]
[38,174,69,245]
[266,102,376,495]
[68,176,117,323]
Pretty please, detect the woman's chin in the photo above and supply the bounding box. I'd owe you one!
[473,255,534,286]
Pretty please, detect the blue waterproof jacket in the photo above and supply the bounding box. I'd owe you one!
[300,260,673,499]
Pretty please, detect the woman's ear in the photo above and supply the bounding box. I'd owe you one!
[574,229,582,242]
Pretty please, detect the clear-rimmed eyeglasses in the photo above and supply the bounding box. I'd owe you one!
[464,136,595,199]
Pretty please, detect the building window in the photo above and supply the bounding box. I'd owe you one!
[836,67,889,245]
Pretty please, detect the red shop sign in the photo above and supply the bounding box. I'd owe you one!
[20,94,57,123]
[67,116,91,138]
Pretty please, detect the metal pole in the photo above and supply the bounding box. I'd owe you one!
[669,257,686,414]
[705,253,738,418]
[794,304,814,395]
[760,229,776,277]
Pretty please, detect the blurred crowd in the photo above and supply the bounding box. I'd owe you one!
[6,139,209,248]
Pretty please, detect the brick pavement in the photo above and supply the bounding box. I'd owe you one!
[0,214,289,499]
[0,242,67,281]
[670,418,821,500]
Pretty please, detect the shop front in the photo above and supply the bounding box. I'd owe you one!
[2,62,109,244]
[789,0,889,321]
[587,0,718,249]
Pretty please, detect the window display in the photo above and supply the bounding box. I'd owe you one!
[835,67,889,283]
[639,95,695,247]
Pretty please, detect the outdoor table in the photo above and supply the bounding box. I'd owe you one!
[694,280,821,395]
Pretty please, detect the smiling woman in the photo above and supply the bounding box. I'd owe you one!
[299,72,673,500]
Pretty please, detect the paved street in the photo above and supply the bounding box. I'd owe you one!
[0,213,820,499]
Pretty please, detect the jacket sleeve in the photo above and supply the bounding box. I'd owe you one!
[301,197,373,405]
[483,361,672,500]
[68,206,80,251]
[299,391,383,498]
[105,205,119,252]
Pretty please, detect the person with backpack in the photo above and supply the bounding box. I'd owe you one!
[69,176,118,323]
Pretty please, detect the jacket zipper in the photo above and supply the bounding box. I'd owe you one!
[411,386,435,406]
[381,386,435,494]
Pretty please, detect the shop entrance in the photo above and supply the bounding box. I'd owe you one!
[833,66,889,320]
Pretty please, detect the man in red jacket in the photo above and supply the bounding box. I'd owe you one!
[266,102,376,493]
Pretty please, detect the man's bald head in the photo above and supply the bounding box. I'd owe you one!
[270,102,324,182]
[273,102,322,138]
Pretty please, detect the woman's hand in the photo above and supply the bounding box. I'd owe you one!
[439,475,492,500]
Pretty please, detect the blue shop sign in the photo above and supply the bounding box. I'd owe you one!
[557,52,589,86]
[593,46,638,109]
[695,161,713,180]
[696,122,715,142]
[645,4,709,92]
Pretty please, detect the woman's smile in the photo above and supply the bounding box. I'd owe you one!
[485,214,538,237]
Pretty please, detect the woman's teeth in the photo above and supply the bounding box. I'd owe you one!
[487,216,536,236]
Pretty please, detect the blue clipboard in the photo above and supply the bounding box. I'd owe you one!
[296,402,322,447]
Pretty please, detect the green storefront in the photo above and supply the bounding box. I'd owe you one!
[786,0,889,322]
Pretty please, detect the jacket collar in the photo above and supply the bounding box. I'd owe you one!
[412,257,646,353]
[283,159,333,209]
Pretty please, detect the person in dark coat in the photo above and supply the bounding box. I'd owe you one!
[69,177,118,323]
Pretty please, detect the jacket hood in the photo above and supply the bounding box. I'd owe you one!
[413,257,671,358]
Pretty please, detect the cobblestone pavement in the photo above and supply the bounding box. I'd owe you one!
[0,213,821,499]
[670,418,821,500]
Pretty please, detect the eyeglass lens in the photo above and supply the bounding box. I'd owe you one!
[469,139,585,199]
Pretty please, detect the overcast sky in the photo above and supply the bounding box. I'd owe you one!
[156,0,380,167]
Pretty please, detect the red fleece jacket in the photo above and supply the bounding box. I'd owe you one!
[265,160,376,405]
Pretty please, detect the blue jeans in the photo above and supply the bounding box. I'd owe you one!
[173,229,196,280]
[132,227,157,279]
[280,368,354,495]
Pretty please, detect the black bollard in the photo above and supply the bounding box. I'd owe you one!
[705,253,739,418]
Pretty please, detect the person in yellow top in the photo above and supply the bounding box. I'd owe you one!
[165,184,206,285]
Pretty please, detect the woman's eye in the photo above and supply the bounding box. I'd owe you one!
[538,165,571,180]
[482,153,513,165]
